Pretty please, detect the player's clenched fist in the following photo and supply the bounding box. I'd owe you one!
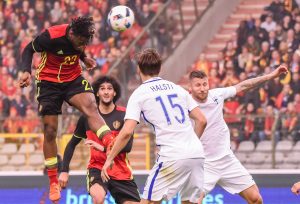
[58,172,69,189]
[291,181,300,195]
[18,71,31,88]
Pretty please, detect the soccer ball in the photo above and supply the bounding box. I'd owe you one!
[107,5,135,32]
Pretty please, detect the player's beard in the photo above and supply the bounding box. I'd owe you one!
[197,92,208,102]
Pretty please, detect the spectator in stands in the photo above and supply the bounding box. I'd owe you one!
[268,30,280,51]
[280,102,299,141]
[238,46,253,72]
[155,23,172,57]
[245,35,260,56]
[258,105,280,142]
[270,50,282,68]
[275,84,294,110]
[256,41,271,69]
[285,29,299,53]
[261,14,277,32]
[291,72,300,94]
[281,15,294,32]
[10,91,29,117]
[137,4,155,26]
[221,67,239,87]
[252,19,269,44]
[50,1,62,24]
[294,93,300,113]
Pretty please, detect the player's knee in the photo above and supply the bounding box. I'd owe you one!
[248,193,263,204]
[44,124,57,141]
[83,97,98,116]
[92,195,105,204]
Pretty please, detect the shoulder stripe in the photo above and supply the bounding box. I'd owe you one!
[31,40,37,52]
[116,106,126,112]
[48,24,68,39]
[73,134,84,139]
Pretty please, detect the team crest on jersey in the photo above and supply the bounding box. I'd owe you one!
[212,97,219,104]
[113,120,121,129]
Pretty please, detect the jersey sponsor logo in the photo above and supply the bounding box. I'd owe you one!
[57,50,64,55]
[113,120,121,129]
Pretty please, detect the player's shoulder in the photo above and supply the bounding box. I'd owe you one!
[47,24,68,39]
[210,87,227,95]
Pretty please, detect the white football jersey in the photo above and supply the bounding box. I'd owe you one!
[125,77,204,162]
[196,86,237,161]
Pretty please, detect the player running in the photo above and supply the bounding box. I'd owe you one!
[189,65,288,204]
[58,76,140,204]
[19,17,115,202]
[97,48,207,204]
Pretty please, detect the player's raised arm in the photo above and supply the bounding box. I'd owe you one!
[189,107,207,138]
[101,119,137,182]
[19,31,51,88]
[234,64,288,94]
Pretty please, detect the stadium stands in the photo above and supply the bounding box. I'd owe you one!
[1,0,300,171]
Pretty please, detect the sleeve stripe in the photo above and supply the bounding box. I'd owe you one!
[31,40,37,52]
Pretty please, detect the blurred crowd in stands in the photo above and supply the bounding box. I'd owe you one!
[191,0,300,144]
[0,0,176,134]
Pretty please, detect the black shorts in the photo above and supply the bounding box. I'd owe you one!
[87,168,141,204]
[36,76,94,115]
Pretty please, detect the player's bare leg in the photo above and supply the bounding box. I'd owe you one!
[239,184,263,204]
[43,115,61,202]
[89,184,106,204]
[69,92,108,137]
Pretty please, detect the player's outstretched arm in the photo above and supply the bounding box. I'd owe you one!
[234,64,288,94]
[101,119,137,182]
[59,136,81,188]
[84,139,105,151]
[189,107,207,138]
[291,181,300,195]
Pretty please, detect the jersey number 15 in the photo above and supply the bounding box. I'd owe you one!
[156,94,185,125]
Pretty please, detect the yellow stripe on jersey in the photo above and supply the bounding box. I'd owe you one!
[125,153,133,180]
[36,52,47,80]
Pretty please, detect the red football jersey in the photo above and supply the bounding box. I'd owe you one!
[31,24,83,82]
[72,106,133,180]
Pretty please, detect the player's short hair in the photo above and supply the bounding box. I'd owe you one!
[136,48,162,76]
[70,16,95,40]
[189,70,208,80]
[92,76,121,104]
